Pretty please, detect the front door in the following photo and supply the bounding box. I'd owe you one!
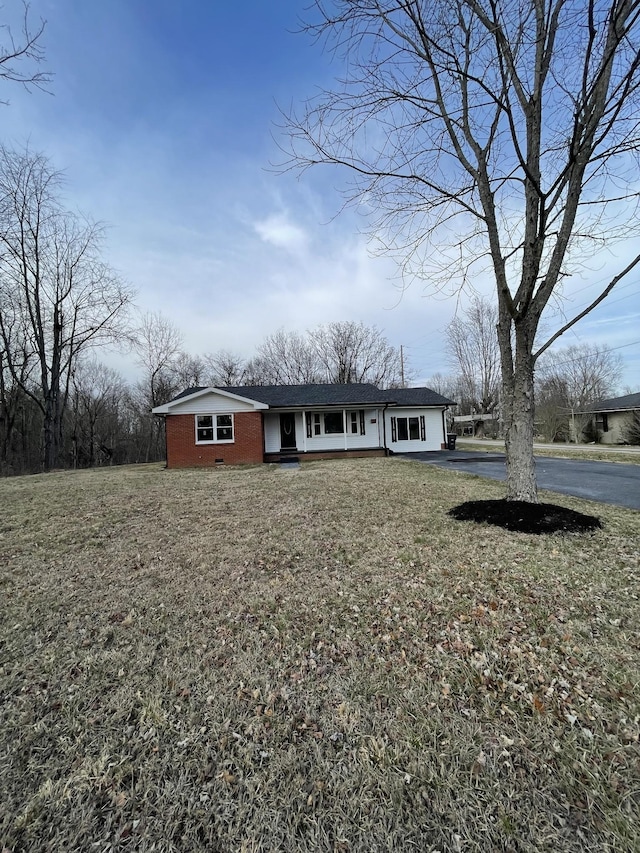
[279,413,297,449]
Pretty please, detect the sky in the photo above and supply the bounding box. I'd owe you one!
[2,0,639,390]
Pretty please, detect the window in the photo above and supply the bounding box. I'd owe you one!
[595,413,609,432]
[391,415,426,442]
[305,410,365,437]
[348,410,366,435]
[196,414,234,443]
[306,413,322,438]
[324,412,344,434]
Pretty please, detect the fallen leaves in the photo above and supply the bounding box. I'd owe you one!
[1,459,638,852]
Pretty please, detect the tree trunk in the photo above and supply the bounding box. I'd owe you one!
[42,389,62,472]
[499,319,538,503]
[43,403,55,472]
[503,369,537,502]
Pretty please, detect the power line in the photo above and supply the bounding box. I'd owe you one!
[537,339,640,369]
[583,291,639,309]
[560,274,638,300]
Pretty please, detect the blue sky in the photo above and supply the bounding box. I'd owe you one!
[3,0,639,389]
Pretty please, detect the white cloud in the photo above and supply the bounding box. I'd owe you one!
[254,214,309,255]
[3,0,637,393]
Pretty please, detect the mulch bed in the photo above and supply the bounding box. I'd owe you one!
[448,499,602,534]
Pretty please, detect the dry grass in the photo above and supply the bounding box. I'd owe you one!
[1,458,638,852]
[457,439,640,465]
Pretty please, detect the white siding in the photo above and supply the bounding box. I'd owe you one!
[385,408,445,452]
[264,414,281,453]
[169,391,258,415]
[264,412,307,453]
[343,408,381,450]
[598,411,633,444]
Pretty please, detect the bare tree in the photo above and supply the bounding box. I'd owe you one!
[132,312,183,408]
[623,410,640,444]
[204,349,247,386]
[172,352,208,389]
[425,372,458,401]
[285,0,640,501]
[446,297,501,414]
[69,359,126,468]
[0,340,37,471]
[536,343,622,440]
[310,320,404,387]
[0,146,134,470]
[1,2,50,103]
[130,311,183,461]
[237,323,403,387]
[250,329,321,385]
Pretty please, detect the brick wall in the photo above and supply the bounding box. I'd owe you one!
[165,412,264,468]
[264,448,386,463]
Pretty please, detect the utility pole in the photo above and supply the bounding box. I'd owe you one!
[400,345,405,387]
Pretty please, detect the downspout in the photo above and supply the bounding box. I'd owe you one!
[442,409,447,449]
[382,403,389,455]
[162,415,168,468]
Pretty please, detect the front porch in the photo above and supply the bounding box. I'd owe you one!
[264,447,386,464]
[263,408,384,457]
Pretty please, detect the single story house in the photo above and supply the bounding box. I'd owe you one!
[579,391,640,445]
[152,383,455,467]
[452,412,499,438]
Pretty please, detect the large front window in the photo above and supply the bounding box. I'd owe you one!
[324,412,344,434]
[306,410,366,438]
[391,415,426,442]
[396,417,420,441]
[196,414,234,443]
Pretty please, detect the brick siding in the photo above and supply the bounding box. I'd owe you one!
[263,448,386,463]
[165,412,264,468]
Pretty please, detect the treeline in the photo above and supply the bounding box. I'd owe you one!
[0,131,628,476]
[0,127,408,476]
[1,307,406,474]
[432,296,626,442]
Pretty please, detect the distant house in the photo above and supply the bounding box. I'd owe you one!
[580,392,640,444]
[152,383,455,467]
[452,412,499,438]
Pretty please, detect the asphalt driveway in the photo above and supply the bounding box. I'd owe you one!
[400,449,640,510]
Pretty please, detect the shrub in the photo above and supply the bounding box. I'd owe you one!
[623,410,640,445]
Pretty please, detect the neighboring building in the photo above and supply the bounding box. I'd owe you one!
[152,383,455,467]
[580,392,640,445]
[452,412,499,438]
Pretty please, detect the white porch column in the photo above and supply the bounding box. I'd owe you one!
[343,409,348,450]
[302,410,307,452]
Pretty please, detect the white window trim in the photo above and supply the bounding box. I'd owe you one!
[195,413,235,444]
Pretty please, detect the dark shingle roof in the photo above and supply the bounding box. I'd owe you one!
[165,383,455,408]
[378,387,456,406]
[581,392,640,413]
[223,383,390,407]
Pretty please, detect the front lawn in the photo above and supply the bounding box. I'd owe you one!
[1,459,638,852]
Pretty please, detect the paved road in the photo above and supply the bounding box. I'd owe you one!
[400,449,640,510]
[458,438,640,456]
